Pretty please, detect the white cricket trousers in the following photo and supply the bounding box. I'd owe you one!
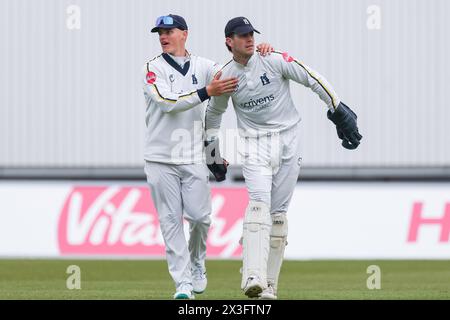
[242,123,302,214]
[144,161,212,291]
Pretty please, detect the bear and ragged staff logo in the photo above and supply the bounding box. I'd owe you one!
[260,73,270,86]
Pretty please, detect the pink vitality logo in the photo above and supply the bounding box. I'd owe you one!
[58,186,248,257]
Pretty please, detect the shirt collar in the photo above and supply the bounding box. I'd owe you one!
[168,50,191,63]
[162,51,191,76]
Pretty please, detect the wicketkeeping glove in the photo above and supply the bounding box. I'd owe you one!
[327,102,363,150]
[204,139,228,182]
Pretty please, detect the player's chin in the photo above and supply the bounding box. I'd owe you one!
[161,45,173,54]
[245,46,254,54]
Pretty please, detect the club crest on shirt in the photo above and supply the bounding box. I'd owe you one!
[192,74,198,84]
[169,74,175,82]
[260,73,270,86]
[146,71,156,84]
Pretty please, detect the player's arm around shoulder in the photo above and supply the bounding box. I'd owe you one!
[259,49,296,74]
[254,49,292,79]
[142,58,210,114]
[206,60,235,110]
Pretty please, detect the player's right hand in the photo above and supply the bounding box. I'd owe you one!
[206,71,238,96]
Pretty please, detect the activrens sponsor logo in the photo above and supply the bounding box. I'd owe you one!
[58,186,247,257]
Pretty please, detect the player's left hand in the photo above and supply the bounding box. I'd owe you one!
[256,43,274,56]
[204,139,229,182]
[327,102,363,150]
[207,158,228,182]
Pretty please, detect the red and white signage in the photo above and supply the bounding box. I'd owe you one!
[0,182,449,259]
[58,186,246,258]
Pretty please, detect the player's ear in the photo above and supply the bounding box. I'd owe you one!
[225,37,233,49]
[182,30,188,41]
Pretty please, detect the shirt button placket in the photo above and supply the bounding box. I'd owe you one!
[245,69,254,90]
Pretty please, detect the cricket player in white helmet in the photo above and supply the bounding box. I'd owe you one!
[205,17,362,299]
[142,14,273,299]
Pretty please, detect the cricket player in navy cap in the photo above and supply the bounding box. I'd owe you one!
[205,16,362,299]
[142,14,274,299]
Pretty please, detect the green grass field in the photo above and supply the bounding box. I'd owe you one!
[0,260,449,299]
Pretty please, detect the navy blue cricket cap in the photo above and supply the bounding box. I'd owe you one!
[225,17,260,37]
[151,14,188,33]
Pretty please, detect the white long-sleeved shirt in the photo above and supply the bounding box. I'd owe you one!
[205,50,340,138]
[142,52,220,164]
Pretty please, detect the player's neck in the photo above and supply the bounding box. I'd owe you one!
[233,52,252,66]
[169,48,187,57]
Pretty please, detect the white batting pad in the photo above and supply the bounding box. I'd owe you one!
[267,212,288,293]
[241,201,271,290]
